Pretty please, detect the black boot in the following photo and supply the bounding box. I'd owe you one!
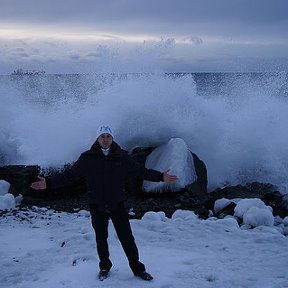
[98,270,109,281]
[136,271,153,281]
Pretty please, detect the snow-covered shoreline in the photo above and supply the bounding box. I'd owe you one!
[1,206,288,288]
[1,171,288,287]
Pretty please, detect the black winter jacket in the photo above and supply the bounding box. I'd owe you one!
[46,141,163,211]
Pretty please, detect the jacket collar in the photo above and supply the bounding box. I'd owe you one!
[89,141,122,157]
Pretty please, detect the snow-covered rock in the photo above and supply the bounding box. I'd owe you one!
[234,198,272,218]
[0,180,24,210]
[171,209,198,221]
[0,180,10,196]
[77,210,90,217]
[140,211,168,232]
[243,206,274,227]
[143,138,196,192]
[0,193,16,210]
[214,217,240,230]
[141,211,167,222]
[214,198,233,214]
[234,198,275,228]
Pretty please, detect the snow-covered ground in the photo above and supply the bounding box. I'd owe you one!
[1,205,288,288]
[1,178,288,288]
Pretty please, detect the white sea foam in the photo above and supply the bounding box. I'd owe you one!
[0,71,287,192]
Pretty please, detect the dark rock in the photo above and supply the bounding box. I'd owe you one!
[214,202,237,218]
[261,191,288,218]
[0,165,40,196]
[190,151,208,194]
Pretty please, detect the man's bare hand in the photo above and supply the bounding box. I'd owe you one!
[163,170,178,183]
[31,176,47,190]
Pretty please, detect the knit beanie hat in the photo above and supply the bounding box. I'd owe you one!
[96,125,114,139]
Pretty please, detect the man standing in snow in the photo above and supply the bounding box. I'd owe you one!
[31,125,177,281]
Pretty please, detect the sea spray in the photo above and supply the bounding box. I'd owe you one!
[0,72,287,192]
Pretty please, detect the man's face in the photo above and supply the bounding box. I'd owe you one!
[97,133,113,149]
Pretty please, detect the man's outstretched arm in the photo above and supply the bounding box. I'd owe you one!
[31,157,84,190]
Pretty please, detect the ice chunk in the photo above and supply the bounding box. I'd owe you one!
[143,138,196,192]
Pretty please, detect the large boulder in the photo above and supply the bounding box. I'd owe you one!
[143,138,196,192]
[126,140,207,196]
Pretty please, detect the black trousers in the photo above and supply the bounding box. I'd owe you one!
[90,204,145,275]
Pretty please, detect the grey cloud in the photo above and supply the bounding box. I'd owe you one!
[183,37,203,45]
[1,0,288,38]
[0,0,288,74]
[70,55,81,60]
[86,52,100,58]
[8,48,30,58]
[2,0,288,22]
[41,41,60,48]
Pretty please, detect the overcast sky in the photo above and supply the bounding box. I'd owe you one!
[1,0,288,74]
